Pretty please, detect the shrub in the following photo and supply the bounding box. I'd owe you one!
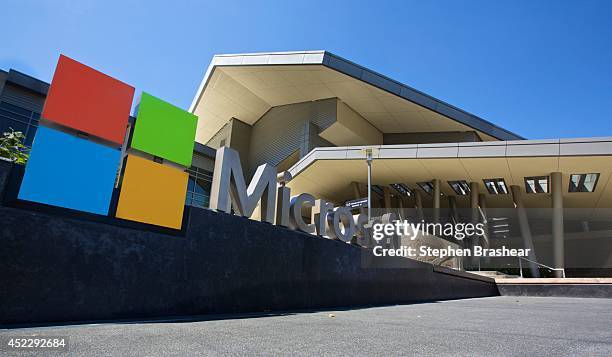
[0,128,30,164]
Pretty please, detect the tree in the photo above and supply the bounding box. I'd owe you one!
[0,128,30,164]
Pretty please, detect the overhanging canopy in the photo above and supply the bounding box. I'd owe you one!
[286,137,612,210]
[190,51,524,144]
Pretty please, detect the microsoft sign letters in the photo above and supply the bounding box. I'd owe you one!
[210,147,372,243]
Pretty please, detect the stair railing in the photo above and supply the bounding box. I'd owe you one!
[518,256,566,278]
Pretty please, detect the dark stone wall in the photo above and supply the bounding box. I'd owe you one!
[0,162,498,325]
[0,159,14,198]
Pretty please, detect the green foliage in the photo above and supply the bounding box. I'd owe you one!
[0,128,30,164]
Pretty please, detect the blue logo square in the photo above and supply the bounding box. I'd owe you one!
[18,126,121,215]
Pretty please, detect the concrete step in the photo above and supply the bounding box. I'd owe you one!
[496,278,612,298]
[470,271,520,279]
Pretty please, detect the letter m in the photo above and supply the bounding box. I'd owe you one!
[209,147,277,223]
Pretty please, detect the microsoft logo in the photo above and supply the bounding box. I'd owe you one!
[18,55,198,229]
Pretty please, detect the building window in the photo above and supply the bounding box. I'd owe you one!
[417,182,434,195]
[0,101,40,146]
[483,178,508,195]
[390,183,413,197]
[417,182,443,196]
[524,176,549,194]
[185,166,213,208]
[569,173,599,193]
[448,180,470,195]
[371,185,384,198]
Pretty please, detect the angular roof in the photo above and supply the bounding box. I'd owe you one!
[190,51,524,144]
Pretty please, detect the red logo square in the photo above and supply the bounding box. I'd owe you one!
[42,55,135,145]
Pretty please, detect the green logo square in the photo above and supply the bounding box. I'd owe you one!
[131,92,198,167]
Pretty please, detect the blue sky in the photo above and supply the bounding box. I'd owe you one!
[2,0,611,139]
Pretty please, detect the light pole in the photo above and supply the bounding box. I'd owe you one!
[366,149,373,220]
[360,147,379,221]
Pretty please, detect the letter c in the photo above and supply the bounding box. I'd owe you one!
[289,193,316,233]
[327,206,356,242]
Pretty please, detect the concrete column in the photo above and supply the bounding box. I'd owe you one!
[469,182,480,267]
[382,186,392,210]
[551,172,565,278]
[470,182,479,222]
[351,181,362,199]
[478,193,490,266]
[373,195,382,210]
[510,185,540,278]
[397,197,405,220]
[447,195,466,264]
[432,179,440,223]
[478,193,487,211]
[414,189,425,222]
[448,195,458,223]
[581,221,590,232]
[478,193,490,247]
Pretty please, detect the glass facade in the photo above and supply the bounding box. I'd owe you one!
[185,164,213,209]
[0,101,40,145]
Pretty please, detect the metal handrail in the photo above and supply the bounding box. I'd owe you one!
[518,256,566,278]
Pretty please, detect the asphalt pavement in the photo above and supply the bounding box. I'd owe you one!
[1,296,611,356]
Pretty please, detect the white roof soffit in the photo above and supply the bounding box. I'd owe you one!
[190,51,524,143]
[285,137,612,208]
[289,137,612,177]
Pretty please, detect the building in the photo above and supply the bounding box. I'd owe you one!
[3,51,610,276]
[0,69,49,146]
[190,51,612,277]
